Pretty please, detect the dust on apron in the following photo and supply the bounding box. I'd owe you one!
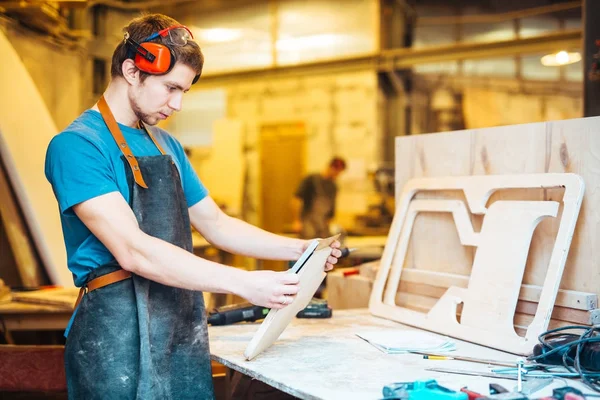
[64,96,214,399]
[301,175,334,239]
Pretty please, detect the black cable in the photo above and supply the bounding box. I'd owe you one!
[528,325,600,393]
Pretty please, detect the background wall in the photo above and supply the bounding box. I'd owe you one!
[171,69,380,229]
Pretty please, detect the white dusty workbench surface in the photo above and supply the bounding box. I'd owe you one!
[209,308,595,400]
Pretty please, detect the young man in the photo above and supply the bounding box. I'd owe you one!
[292,157,347,239]
[45,14,341,399]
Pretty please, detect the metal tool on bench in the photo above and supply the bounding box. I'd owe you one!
[381,379,468,399]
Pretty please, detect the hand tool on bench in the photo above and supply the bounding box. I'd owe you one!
[382,379,468,399]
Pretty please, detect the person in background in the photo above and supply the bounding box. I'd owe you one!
[291,156,347,239]
[45,13,341,399]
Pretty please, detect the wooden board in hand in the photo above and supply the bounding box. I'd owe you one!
[244,235,338,360]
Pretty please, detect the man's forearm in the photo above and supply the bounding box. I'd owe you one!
[200,214,306,261]
[123,230,249,295]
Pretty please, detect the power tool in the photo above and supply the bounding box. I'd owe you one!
[296,298,332,319]
[207,298,333,326]
[207,303,269,326]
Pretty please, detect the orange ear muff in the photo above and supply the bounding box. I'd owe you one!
[134,42,175,75]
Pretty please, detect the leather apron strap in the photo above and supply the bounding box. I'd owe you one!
[74,269,132,309]
[97,96,166,189]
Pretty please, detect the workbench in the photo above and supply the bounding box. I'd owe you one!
[209,309,596,399]
[0,300,73,344]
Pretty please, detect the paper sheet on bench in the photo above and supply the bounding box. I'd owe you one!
[356,330,456,354]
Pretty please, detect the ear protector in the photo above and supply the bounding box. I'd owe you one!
[124,25,193,76]
[124,33,176,75]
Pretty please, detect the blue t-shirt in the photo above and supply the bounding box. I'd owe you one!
[45,109,208,287]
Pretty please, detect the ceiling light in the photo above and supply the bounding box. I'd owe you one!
[540,51,581,66]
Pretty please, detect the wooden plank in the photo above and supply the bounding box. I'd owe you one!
[400,268,597,311]
[10,288,78,310]
[514,314,577,332]
[393,292,581,338]
[0,162,44,287]
[0,29,71,286]
[361,260,597,311]
[515,300,600,325]
[398,279,599,325]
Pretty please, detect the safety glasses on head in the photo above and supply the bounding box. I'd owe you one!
[142,25,194,47]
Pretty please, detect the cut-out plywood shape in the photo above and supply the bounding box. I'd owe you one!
[369,174,584,355]
[244,235,338,360]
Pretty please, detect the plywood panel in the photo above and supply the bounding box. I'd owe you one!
[395,117,600,296]
[545,118,600,293]
[0,30,71,287]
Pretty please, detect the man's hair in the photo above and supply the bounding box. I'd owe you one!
[110,13,204,83]
[329,157,347,170]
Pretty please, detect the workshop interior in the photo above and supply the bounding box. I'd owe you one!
[0,0,599,399]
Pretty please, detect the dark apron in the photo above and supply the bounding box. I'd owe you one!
[64,97,214,399]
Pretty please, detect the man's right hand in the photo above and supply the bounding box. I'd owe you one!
[240,270,300,309]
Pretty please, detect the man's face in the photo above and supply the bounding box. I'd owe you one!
[128,63,196,126]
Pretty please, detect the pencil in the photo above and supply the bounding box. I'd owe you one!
[423,355,452,360]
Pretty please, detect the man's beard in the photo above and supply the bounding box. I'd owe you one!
[129,88,158,126]
[131,101,157,126]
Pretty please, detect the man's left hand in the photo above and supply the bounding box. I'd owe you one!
[301,239,342,272]
[325,239,342,271]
